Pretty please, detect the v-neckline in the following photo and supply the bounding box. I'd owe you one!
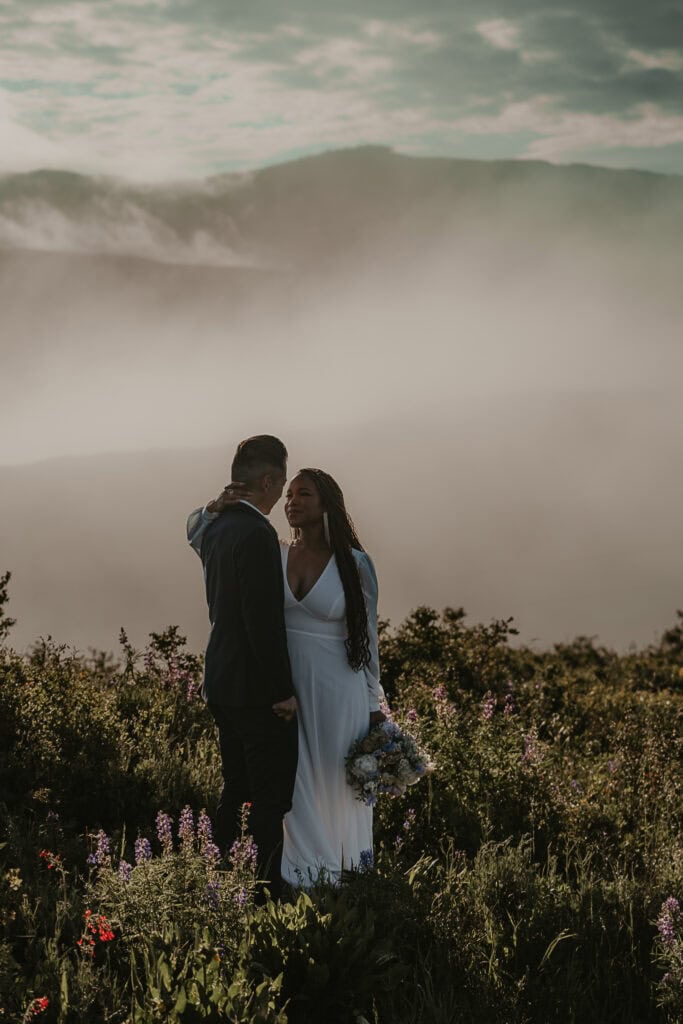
[285,545,334,604]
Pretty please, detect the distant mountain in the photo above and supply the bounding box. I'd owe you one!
[1,147,682,270]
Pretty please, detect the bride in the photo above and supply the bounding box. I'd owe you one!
[279,468,384,885]
[189,467,384,887]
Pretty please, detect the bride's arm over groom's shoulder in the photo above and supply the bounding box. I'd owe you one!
[354,551,384,713]
[186,505,219,556]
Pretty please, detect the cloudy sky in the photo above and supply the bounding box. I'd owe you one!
[1,0,682,180]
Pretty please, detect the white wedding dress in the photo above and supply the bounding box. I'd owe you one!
[186,505,383,886]
[280,541,382,886]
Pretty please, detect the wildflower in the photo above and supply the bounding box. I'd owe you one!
[118,860,133,882]
[197,810,213,849]
[234,886,248,908]
[88,829,110,868]
[134,837,152,865]
[38,849,60,870]
[229,836,258,872]
[203,841,221,866]
[481,692,496,720]
[96,914,115,942]
[503,693,516,716]
[402,808,417,833]
[359,849,374,871]
[406,708,418,722]
[155,811,174,855]
[178,805,195,846]
[46,810,60,823]
[29,996,49,1016]
[433,685,447,701]
[206,879,221,910]
[657,897,681,946]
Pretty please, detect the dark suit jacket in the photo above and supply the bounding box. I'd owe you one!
[199,503,294,708]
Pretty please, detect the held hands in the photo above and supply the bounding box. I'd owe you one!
[369,710,387,728]
[206,482,252,514]
[272,696,297,722]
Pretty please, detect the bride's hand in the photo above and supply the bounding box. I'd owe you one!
[206,482,251,513]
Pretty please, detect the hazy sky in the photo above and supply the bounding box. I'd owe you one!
[1,0,683,179]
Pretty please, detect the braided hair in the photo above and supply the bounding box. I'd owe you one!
[293,468,371,671]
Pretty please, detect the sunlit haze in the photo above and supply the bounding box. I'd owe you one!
[1,0,682,656]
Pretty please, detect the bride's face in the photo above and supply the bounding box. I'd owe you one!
[284,473,323,529]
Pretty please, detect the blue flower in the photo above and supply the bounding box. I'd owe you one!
[134,837,152,865]
[359,849,374,871]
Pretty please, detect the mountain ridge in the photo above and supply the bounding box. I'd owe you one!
[2,146,682,270]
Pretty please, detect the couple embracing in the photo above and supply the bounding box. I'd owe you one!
[187,435,385,900]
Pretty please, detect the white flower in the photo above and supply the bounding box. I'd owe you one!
[355,755,379,775]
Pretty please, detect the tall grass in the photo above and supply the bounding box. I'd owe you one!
[1,580,681,1022]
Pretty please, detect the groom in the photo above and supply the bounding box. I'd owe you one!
[189,434,297,901]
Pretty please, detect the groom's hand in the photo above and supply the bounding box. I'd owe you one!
[207,482,251,513]
[272,696,297,722]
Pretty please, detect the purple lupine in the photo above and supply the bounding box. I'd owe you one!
[206,879,221,911]
[503,693,516,716]
[204,842,221,866]
[118,860,133,882]
[481,692,496,720]
[197,810,213,849]
[143,650,156,675]
[229,836,258,872]
[134,837,152,865]
[178,806,194,846]
[657,897,681,946]
[155,811,174,855]
[359,849,374,871]
[234,886,248,908]
[402,808,417,833]
[88,829,110,867]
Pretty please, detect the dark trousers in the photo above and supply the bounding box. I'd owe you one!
[208,703,298,901]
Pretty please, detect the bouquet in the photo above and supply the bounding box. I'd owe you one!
[346,720,433,805]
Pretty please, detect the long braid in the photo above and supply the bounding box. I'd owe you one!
[297,469,371,671]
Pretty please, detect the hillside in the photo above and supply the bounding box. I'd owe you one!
[2,147,682,270]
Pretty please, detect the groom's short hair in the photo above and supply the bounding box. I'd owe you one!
[231,435,288,483]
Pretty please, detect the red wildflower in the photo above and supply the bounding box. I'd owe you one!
[38,849,61,870]
[30,997,49,1016]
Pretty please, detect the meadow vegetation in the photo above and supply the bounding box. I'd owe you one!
[1,571,681,1022]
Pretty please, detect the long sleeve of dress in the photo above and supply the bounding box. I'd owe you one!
[186,505,219,556]
[356,551,383,712]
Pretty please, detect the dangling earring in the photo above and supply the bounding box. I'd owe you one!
[323,512,331,548]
